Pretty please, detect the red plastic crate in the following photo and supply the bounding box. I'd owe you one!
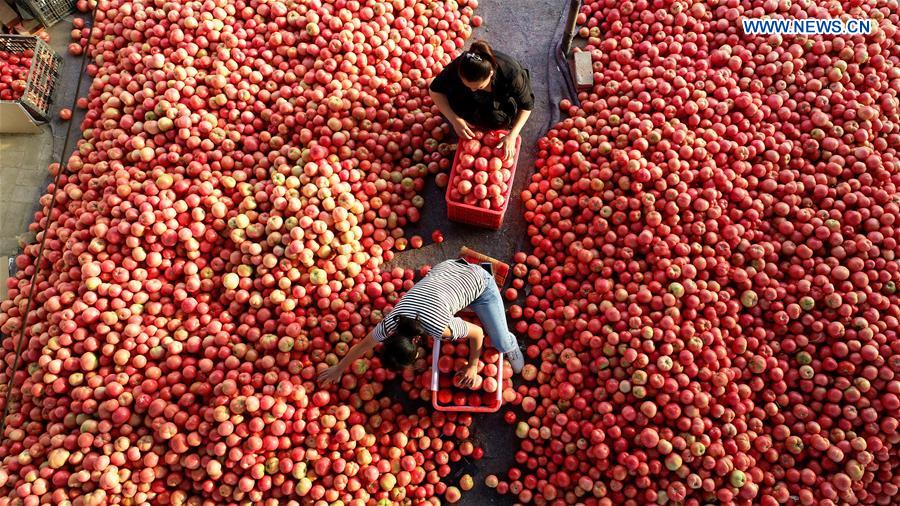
[430,337,504,413]
[429,313,512,413]
[445,131,522,230]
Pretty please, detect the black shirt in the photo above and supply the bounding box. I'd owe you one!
[430,51,534,130]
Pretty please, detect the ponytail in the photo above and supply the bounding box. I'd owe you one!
[469,40,496,67]
[459,40,496,83]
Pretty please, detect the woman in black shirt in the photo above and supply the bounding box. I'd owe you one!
[429,40,534,160]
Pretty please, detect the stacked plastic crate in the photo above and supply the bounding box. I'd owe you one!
[0,34,62,132]
[19,0,76,28]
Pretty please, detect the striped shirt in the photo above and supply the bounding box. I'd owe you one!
[373,259,487,343]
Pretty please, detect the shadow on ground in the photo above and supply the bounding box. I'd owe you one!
[387,1,573,504]
[0,15,92,257]
[0,3,573,504]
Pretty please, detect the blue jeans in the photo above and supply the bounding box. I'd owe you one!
[467,268,518,353]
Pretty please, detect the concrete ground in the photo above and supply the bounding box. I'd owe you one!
[395,0,571,271]
[0,1,573,504]
[390,1,573,504]
[0,15,88,258]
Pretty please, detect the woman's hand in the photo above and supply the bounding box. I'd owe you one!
[318,331,378,388]
[452,117,476,140]
[429,89,474,140]
[318,364,344,386]
[498,132,518,161]
[456,363,479,389]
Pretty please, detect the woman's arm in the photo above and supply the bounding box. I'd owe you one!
[430,89,475,139]
[456,322,485,388]
[497,61,534,159]
[508,109,531,137]
[318,331,378,385]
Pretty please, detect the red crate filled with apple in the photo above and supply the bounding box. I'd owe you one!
[446,130,521,229]
[0,49,31,102]
[428,315,515,413]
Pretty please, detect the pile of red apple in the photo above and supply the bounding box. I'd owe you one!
[0,49,32,102]
[493,0,899,504]
[0,0,898,504]
[448,130,516,210]
[0,0,489,504]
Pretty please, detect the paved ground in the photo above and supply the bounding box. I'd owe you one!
[0,2,572,503]
[395,0,571,272]
[0,16,88,258]
[390,1,572,504]
[0,134,48,255]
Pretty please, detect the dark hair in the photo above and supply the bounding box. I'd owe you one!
[459,40,496,83]
[379,315,424,370]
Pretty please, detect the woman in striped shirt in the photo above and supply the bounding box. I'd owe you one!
[318,258,524,387]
